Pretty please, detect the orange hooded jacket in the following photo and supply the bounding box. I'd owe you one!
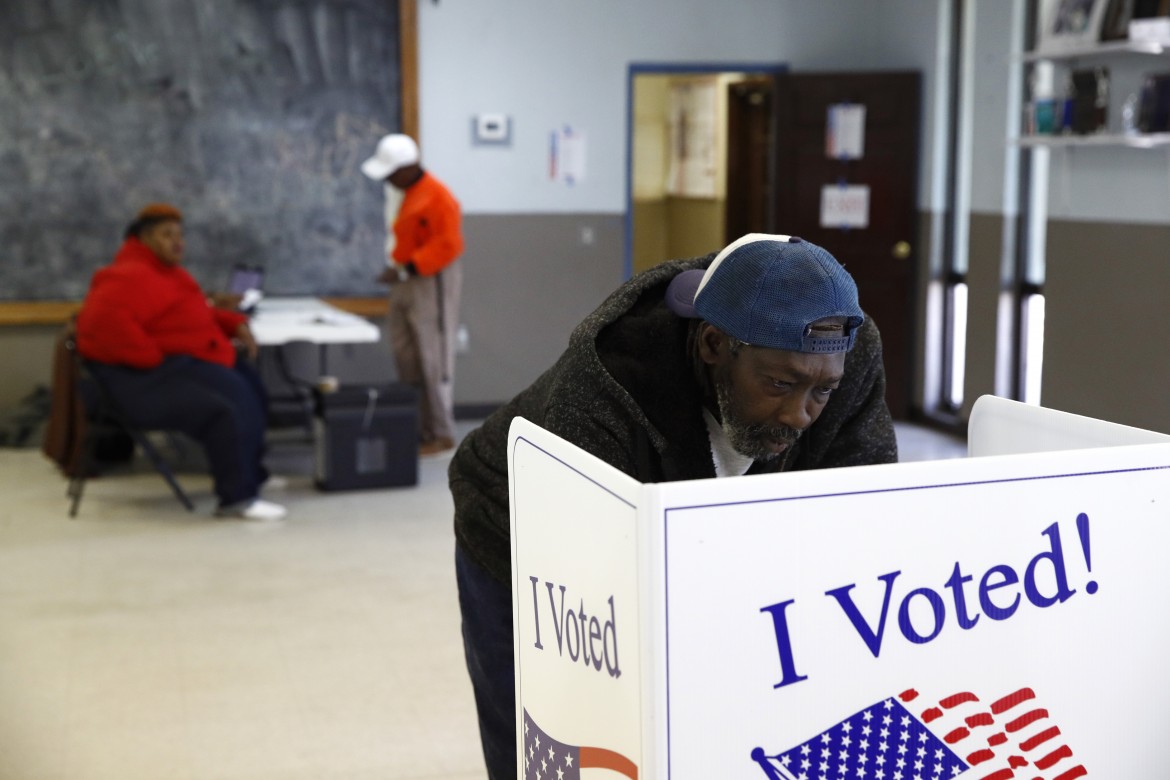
[391,171,464,275]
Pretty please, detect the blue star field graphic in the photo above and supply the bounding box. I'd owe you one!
[752,696,967,780]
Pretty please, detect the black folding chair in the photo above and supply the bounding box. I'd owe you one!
[65,340,194,517]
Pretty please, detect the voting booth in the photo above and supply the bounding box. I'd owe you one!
[509,396,1170,780]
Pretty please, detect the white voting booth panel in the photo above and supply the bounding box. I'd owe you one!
[967,395,1170,457]
[510,397,1170,780]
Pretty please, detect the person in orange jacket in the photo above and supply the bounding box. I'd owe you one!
[362,134,464,457]
[75,203,286,520]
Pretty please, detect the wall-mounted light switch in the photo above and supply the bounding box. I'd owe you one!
[474,113,510,144]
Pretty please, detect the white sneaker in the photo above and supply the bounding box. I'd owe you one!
[262,475,289,491]
[216,499,288,521]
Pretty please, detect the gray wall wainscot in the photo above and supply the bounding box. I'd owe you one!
[0,327,59,412]
[12,213,1170,436]
[963,212,1010,420]
[0,212,626,419]
[264,212,628,412]
[454,213,626,406]
[1041,219,1170,433]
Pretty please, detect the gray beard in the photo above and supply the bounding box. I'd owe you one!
[714,375,803,462]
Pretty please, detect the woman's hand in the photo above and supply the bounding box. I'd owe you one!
[234,321,259,361]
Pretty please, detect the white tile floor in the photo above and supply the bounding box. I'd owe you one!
[0,421,964,780]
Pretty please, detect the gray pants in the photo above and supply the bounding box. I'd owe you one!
[386,262,462,443]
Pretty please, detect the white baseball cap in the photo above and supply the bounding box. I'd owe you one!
[361,134,420,180]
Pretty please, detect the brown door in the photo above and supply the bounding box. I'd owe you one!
[773,71,921,420]
[725,78,775,239]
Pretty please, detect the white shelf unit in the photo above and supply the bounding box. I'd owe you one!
[1014,131,1170,147]
[1017,40,1170,148]
[1022,40,1170,62]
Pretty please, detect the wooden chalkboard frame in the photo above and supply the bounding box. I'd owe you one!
[1,0,417,326]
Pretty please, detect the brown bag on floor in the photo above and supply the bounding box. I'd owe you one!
[42,325,132,477]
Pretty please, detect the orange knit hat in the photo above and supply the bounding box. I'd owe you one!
[136,203,183,221]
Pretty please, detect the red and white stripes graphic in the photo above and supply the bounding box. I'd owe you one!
[898,687,1087,780]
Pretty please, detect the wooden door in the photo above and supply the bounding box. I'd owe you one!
[773,72,921,419]
[725,78,775,239]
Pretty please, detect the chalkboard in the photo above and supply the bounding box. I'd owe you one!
[0,0,402,300]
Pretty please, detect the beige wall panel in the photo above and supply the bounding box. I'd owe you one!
[666,197,725,261]
[632,199,670,275]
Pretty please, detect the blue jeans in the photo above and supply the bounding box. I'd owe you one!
[88,355,269,507]
[455,544,516,780]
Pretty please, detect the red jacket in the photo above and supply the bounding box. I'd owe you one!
[391,171,464,276]
[76,237,246,369]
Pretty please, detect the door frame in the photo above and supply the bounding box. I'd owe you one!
[624,61,788,280]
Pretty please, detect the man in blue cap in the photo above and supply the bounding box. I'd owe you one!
[448,234,897,780]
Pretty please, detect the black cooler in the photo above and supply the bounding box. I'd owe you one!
[313,384,419,490]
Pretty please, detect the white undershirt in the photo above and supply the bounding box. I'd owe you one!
[383,183,405,261]
[703,408,755,478]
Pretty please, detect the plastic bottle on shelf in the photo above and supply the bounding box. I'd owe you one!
[1093,67,1109,134]
[1031,61,1058,135]
[1122,92,1140,135]
[1060,72,1076,135]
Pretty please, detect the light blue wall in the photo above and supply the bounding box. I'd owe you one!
[8,3,1166,415]
[969,0,1025,216]
[416,0,946,215]
[1041,140,1170,223]
[410,1,970,406]
[417,0,1170,225]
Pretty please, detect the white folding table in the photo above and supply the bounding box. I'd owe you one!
[247,297,382,430]
[248,297,380,349]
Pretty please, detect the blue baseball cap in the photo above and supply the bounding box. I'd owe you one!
[665,233,864,353]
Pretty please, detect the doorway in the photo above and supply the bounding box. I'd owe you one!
[626,63,785,277]
[625,65,922,420]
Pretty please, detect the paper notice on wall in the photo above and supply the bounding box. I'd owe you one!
[820,184,870,228]
[550,126,587,185]
[666,79,719,198]
[825,103,865,160]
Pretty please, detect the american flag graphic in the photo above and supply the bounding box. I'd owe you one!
[751,687,1086,780]
[523,709,638,780]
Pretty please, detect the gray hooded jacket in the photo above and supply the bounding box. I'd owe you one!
[449,254,898,584]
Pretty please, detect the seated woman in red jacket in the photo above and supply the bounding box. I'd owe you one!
[75,203,286,520]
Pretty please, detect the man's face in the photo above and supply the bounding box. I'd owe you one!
[140,220,184,266]
[700,324,846,461]
[386,164,419,190]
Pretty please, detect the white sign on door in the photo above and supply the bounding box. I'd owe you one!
[826,103,866,159]
[820,184,870,229]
